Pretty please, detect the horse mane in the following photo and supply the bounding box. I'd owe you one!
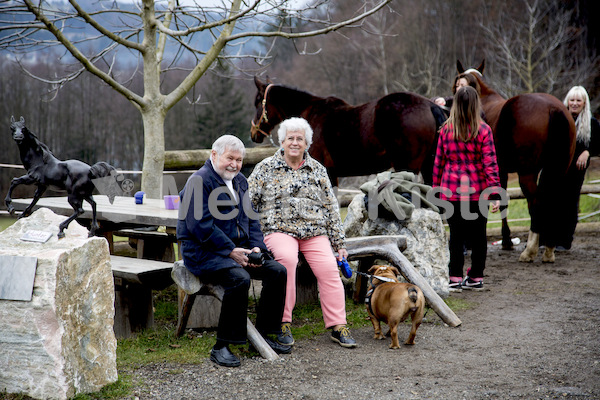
[25,126,55,162]
[275,83,349,106]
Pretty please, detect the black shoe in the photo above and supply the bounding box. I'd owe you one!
[330,326,357,348]
[210,345,241,367]
[263,336,293,354]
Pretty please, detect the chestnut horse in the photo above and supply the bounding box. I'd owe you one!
[456,60,576,262]
[250,77,447,186]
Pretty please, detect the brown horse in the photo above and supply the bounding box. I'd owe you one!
[250,76,447,186]
[456,60,576,262]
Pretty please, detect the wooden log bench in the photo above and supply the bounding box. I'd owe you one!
[345,235,461,327]
[109,255,174,338]
[171,260,279,361]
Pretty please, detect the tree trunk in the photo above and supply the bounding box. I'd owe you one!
[141,108,166,199]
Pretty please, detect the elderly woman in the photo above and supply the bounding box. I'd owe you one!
[248,117,356,348]
[557,86,600,250]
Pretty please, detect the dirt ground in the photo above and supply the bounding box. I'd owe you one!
[128,224,599,400]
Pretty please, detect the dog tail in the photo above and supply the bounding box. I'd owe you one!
[408,286,419,304]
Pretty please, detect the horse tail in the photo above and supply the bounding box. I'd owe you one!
[537,106,576,246]
[89,161,116,179]
[420,103,446,185]
[430,103,447,132]
[541,106,575,176]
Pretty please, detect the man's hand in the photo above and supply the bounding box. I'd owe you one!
[247,247,263,268]
[229,247,250,266]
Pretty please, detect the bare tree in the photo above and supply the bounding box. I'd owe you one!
[0,0,392,198]
[479,0,599,99]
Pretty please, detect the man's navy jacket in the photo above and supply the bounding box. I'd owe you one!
[176,160,266,277]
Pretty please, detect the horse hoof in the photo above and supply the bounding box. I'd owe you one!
[542,251,555,263]
[57,232,65,239]
[501,243,514,251]
[518,252,534,263]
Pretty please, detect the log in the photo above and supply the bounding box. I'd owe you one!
[338,185,600,206]
[247,319,279,361]
[164,147,279,170]
[345,235,462,328]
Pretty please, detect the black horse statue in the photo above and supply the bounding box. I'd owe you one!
[250,77,447,186]
[5,116,117,238]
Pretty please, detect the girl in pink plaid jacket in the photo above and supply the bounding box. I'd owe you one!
[433,86,502,291]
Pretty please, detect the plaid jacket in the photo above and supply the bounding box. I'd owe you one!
[248,148,345,251]
[432,122,501,201]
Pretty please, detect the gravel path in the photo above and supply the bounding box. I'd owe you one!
[127,227,600,400]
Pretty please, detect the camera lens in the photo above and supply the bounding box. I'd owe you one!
[248,252,264,265]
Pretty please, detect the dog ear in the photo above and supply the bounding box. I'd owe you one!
[390,266,400,276]
[368,265,379,274]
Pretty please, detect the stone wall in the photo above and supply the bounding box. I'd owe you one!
[344,194,450,297]
[0,208,117,400]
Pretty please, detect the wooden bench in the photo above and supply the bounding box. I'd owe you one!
[112,228,177,262]
[171,260,279,360]
[110,255,174,338]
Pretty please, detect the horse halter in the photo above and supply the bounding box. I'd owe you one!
[250,84,274,138]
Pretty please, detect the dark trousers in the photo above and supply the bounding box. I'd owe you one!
[447,201,489,279]
[202,260,287,345]
[554,163,587,249]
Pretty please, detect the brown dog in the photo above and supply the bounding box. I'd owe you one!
[365,265,425,349]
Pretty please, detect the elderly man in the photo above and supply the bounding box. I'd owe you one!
[177,135,290,367]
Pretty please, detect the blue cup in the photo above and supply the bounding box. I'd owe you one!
[134,191,145,204]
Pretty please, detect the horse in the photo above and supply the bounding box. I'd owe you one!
[250,76,447,186]
[456,60,576,262]
[5,116,118,238]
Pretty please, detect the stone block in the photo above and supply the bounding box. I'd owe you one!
[344,194,450,297]
[0,208,117,400]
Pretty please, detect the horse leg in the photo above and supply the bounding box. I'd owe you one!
[499,171,512,250]
[519,230,539,263]
[20,184,48,218]
[542,246,556,263]
[4,174,39,215]
[518,174,540,262]
[85,195,99,237]
[58,195,84,239]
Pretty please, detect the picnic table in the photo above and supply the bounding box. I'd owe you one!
[10,195,178,261]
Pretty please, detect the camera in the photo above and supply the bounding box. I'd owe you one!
[337,258,352,279]
[247,251,265,265]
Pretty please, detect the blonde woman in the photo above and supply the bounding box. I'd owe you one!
[558,86,600,249]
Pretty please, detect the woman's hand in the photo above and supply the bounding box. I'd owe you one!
[490,200,500,213]
[337,248,348,262]
[576,151,590,170]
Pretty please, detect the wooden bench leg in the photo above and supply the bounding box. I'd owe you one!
[176,292,196,337]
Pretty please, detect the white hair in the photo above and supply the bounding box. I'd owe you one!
[463,68,483,77]
[212,135,246,157]
[277,117,313,148]
[563,86,591,146]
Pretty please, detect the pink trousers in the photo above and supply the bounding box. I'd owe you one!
[264,233,347,328]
